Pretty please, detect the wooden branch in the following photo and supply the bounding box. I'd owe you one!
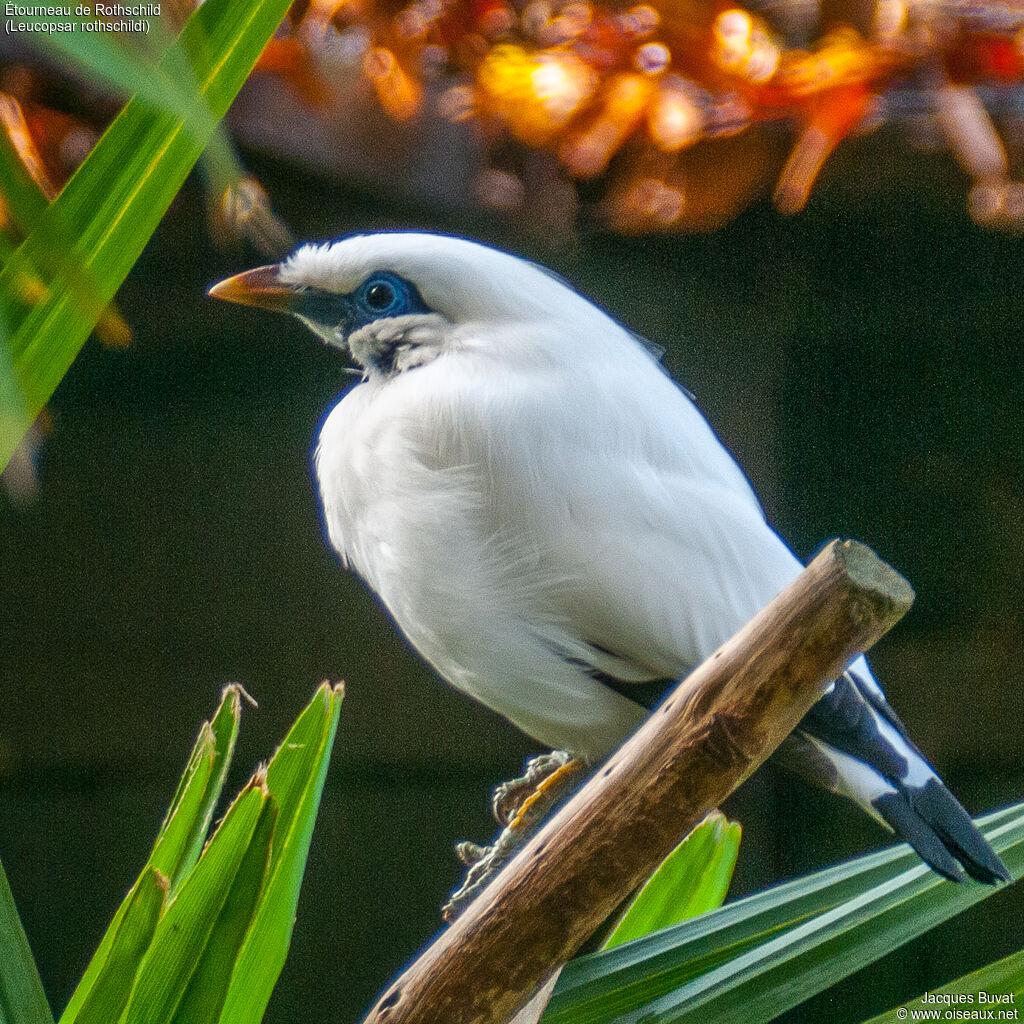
[359,539,915,1024]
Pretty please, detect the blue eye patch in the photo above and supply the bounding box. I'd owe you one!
[293,271,431,335]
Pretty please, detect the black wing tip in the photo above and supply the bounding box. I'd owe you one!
[874,780,1012,886]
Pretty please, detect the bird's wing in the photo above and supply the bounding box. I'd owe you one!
[475,352,804,681]
[315,367,654,761]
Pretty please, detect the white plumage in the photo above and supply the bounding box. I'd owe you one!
[212,231,1007,883]
[307,235,799,758]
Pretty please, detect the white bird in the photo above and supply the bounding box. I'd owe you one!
[211,231,1007,883]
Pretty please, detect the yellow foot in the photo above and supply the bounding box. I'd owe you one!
[509,758,588,830]
[493,751,578,827]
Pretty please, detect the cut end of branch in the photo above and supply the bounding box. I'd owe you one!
[831,538,916,618]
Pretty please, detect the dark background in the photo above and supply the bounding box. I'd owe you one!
[1,117,1022,1022]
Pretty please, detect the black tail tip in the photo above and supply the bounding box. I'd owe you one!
[913,780,1012,885]
[951,838,1012,886]
[933,845,1011,886]
[874,781,1012,886]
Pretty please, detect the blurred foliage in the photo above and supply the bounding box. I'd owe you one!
[0,0,296,476]
[2,0,1024,261]
[259,0,1024,233]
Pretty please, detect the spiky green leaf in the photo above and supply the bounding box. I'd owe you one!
[219,682,344,1024]
[604,811,741,950]
[59,687,241,1024]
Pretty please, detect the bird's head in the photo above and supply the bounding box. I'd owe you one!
[209,232,603,377]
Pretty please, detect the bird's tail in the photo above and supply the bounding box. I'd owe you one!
[871,775,1008,883]
[778,660,1010,884]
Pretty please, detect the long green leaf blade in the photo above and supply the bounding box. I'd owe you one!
[70,870,167,1024]
[219,682,344,1024]
[30,28,246,199]
[29,31,217,139]
[0,854,55,1024]
[610,807,1024,1024]
[546,803,1024,1024]
[863,949,1024,1022]
[0,0,294,471]
[603,812,741,950]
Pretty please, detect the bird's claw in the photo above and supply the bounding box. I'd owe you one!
[454,840,489,866]
[444,752,589,922]
[492,750,576,827]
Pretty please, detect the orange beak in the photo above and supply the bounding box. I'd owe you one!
[207,264,300,312]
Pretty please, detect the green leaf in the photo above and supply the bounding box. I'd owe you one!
[30,29,245,198]
[0,0,295,471]
[69,870,167,1024]
[119,783,276,1024]
[546,803,1024,1024]
[156,684,243,891]
[59,687,241,1024]
[0,853,55,1024]
[863,949,1024,1022]
[603,812,741,950]
[168,796,277,1024]
[219,682,344,1024]
[28,30,218,139]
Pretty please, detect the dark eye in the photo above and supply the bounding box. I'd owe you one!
[352,272,427,327]
[357,273,406,316]
[365,281,396,310]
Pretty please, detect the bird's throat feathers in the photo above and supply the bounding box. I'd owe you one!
[346,312,450,377]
